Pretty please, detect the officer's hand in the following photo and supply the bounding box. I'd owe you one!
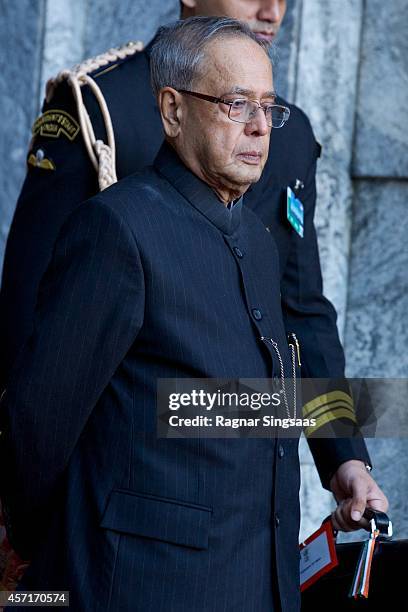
[329,459,389,532]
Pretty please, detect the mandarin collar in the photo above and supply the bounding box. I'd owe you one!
[153,142,242,235]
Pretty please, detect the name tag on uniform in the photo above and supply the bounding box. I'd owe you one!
[287,186,304,238]
[299,520,338,591]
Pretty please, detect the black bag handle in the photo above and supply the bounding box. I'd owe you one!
[323,508,393,540]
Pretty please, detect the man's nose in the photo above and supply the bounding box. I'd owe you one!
[258,0,282,23]
[244,107,270,136]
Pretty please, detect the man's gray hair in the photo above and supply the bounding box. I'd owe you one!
[150,16,269,97]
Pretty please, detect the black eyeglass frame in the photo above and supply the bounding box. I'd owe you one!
[177,89,290,128]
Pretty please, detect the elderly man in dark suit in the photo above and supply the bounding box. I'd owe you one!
[0,0,389,548]
[0,16,306,612]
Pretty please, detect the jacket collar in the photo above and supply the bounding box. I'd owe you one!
[153,142,242,236]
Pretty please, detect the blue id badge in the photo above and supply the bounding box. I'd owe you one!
[287,186,304,238]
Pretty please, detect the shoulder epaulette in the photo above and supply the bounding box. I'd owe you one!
[45,41,144,191]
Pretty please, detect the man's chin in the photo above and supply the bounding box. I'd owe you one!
[235,166,264,185]
[227,172,263,191]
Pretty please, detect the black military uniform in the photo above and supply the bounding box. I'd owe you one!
[0,38,371,489]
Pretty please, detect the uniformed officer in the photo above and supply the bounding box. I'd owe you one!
[0,0,387,554]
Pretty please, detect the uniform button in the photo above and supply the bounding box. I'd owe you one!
[275,513,280,527]
[252,308,262,321]
[233,246,244,258]
[278,444,284,459]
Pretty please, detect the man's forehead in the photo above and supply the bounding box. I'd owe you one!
[205,36,270,64]
[199,38,273,94]
[222,85,276,98]
[207,42,271,73]
[202,65,273,97]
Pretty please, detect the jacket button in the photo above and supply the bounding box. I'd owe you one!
[233,246,244,258]
[252,309,262,321]
[275,514,280,527]
[278,444,284,459]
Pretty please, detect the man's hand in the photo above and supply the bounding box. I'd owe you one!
[329,460,389,532]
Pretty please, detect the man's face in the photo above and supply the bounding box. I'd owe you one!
[175,37,273,198]
[182,0,287,43]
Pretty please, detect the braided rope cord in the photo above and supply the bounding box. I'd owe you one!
[45,41,144,191]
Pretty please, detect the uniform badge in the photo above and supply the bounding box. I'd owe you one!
[286,185,304,238]
[27,148,56,171]
[32,109,80,141]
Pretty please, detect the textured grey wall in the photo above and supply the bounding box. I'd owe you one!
[0,0,407,543]
[353,0,408,178]
[295,0,365,335]
[84,0,179,56]
[346,0,408,378]
[342,0,408,545]
[0,0,46,263]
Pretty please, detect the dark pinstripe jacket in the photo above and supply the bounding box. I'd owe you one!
[1,143,302,611]
[0,41,371,494]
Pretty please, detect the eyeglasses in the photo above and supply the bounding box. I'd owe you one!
[177,89,290,129]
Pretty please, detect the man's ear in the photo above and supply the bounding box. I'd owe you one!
[158,87,183,138]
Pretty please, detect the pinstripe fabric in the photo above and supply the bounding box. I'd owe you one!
[1,42,371,500]
[1,143,301,611]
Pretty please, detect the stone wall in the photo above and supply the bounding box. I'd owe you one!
[0,0,407,544]
[294,0,408,542]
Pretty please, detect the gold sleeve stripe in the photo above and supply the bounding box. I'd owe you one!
[302,390,353,418]
[303,400,355,422]
[304,407,358,437]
